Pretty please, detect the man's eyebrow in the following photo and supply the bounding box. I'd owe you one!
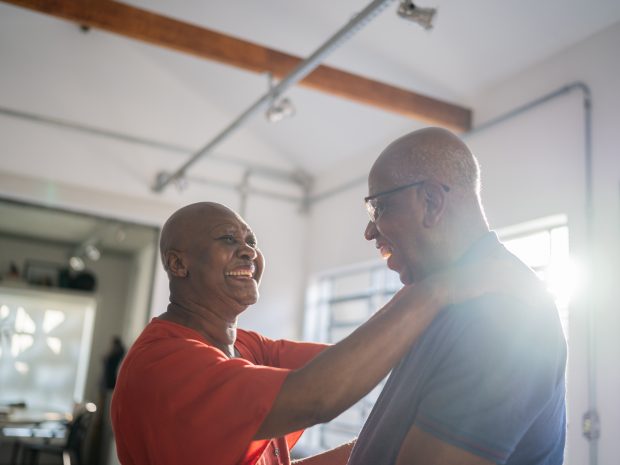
[209,222,253,235]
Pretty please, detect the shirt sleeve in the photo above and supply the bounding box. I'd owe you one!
[236,331,328,454]
[239,330,328,369]
[413,295,566,464]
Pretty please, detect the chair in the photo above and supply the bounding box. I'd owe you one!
[11,403,96,465]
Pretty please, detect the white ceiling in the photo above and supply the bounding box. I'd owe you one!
[1,0,620,178]
[124,0,620,101]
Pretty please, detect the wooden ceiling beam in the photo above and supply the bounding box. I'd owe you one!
[4,0,472,132]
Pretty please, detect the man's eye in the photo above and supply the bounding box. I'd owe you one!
[247,238,257,248]
[220,235,236,244]
[375,202,386,217]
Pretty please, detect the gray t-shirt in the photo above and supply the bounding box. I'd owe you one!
[348,233,566,465]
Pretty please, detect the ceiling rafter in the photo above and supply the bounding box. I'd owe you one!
[3,0,472,132]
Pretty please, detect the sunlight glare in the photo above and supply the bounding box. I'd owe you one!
[15,307,36,334]
[46,336,62,355]
[43,309,66,334]
[0,304,9,319]
[546,258,582,309]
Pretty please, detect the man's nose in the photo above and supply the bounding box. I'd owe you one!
[238,243,257,260]
[364,221,378,241]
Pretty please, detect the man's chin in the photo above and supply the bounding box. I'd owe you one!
[387,256,413,285]
[241,294,259,306]
[397,265,421,286]
[398,271,414,286]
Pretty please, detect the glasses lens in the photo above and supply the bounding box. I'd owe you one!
[365,199,377,222]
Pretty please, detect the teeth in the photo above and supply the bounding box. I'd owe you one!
[225,270,253,277]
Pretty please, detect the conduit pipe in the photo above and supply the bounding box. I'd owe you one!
[151,0,397,193]
[0,105,311,195]
[309,81,598,465]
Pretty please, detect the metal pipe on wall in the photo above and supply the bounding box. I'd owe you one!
[0,105,312,196]
[151,0,397,193]
[0,106,304,178]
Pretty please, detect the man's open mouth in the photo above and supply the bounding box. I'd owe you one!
[225,268,255,279]
[378,245,393,260]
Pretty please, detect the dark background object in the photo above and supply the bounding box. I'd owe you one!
[58,267,97,292]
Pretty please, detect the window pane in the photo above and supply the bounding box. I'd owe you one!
[503,230,551,269]
[0,287,96,413]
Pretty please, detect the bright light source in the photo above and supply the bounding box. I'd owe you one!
[69,256,85,271]
[11,334,34,357]
[0,304,9,319]
[85,402,97,413]
[15,307,36,334]
[546,259,582,309]
[84,244,101,261]
[46,337,62,355]
[43,309,66,334]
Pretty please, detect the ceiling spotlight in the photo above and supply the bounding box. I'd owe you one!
[69,256,85,272]
[84,244,101,261]
[265,72,295,123]
[173,174,190,192]
[397,1,436,30]
[266,97,296,123]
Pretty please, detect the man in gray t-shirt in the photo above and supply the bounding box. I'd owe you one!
[354,127,566,465]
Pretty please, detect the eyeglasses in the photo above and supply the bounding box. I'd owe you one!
[364,180,450,222]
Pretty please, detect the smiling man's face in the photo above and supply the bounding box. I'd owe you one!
[362,128,463,285]
[161,203,265,311]
[187,207,265,307]
[364,160,431,285]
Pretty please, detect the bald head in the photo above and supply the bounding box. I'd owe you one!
[371,127,480,199]
[159,202,239,272]
[365,128,488,283]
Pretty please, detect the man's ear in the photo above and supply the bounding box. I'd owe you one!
[165,250,188,278]
[421,181,447,228]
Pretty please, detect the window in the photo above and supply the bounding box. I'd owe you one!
[301,215,571,454]
[0,286,96,413]
[301,262,401,451]
[499,216,571,339]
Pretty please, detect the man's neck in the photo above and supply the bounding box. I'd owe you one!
[161,297,239,357]
[425,220,489,279]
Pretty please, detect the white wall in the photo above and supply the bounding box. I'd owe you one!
[123,238,158,345]
[304,21,620,465]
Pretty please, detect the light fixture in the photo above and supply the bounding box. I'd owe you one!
[397,1,436,30]
[68,237,102,271]
[84,244,101,261]
[265,73,295,123]
[266,97,296,123]
[69,256,85,272]
[173,174,190,192]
